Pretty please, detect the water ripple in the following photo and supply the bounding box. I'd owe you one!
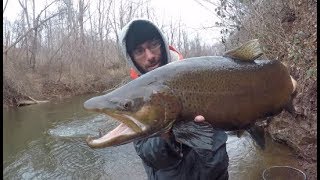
[4,112,297,180]
[48,114,118,138]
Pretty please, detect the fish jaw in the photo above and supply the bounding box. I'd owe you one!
[86,121,140,148]
[84,95,144,148]
[84,106,153,148]
[83,97,171,148]
[85,105,176,148]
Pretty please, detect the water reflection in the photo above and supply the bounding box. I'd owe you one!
[3,94,299,179]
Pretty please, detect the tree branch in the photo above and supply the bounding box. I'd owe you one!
[3,0,9,14]
[3,13,59,54]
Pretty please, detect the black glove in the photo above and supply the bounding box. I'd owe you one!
[133,135,187,170]
[193,130,228,166]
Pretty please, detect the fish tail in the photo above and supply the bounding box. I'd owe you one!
[290,75,297,95]
[223,39,263,61]
[284,75,299,115]
[236,130,245,138]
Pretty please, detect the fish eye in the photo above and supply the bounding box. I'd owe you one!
[123,100,133,110]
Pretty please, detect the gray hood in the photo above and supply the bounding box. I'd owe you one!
[119,19,178,76]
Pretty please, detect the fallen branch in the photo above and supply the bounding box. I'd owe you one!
[17,96,49,107]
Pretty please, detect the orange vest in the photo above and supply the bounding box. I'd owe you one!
[130,45,183,79]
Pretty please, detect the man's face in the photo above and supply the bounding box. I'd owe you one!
[131,38,163,73]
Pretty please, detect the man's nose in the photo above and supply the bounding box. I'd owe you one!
[145,48,156,60]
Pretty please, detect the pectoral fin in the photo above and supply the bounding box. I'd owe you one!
[236,130,246,138]
[247,124,266,150]
[172,120,215,150]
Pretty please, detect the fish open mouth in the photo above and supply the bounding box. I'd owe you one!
[86,113,147,148]
[86,122,135,148]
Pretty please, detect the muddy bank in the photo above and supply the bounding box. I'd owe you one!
[3,73,129,108]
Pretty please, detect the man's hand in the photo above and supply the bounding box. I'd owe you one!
[161,115,206,140]
[160,131,172,140]
[194,115,205,122]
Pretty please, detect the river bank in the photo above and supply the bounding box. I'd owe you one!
[267,75,317,180]
[3,66,129,108]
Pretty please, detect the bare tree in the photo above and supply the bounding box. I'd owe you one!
[110,0,149,43]
[77,0,88,45]
[3,0,9,14]
[4,13,59,54]
[182,30,190,57]
[3,0,217,106]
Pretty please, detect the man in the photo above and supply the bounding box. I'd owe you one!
[118,19,229,180]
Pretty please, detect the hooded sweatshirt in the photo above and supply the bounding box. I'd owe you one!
[118,19,183,79]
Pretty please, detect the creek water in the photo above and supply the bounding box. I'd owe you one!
[3,94,300,180]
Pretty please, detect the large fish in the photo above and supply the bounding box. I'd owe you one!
[84,39,297,149]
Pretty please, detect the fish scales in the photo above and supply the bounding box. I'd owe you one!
[134,56,293,130]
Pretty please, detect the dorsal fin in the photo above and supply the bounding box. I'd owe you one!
[223,39,263,61]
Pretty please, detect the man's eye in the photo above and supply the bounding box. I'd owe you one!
[150,41,161,48]
[133,48,144,56]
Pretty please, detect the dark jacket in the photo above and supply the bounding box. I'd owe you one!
[133,130,229,180]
